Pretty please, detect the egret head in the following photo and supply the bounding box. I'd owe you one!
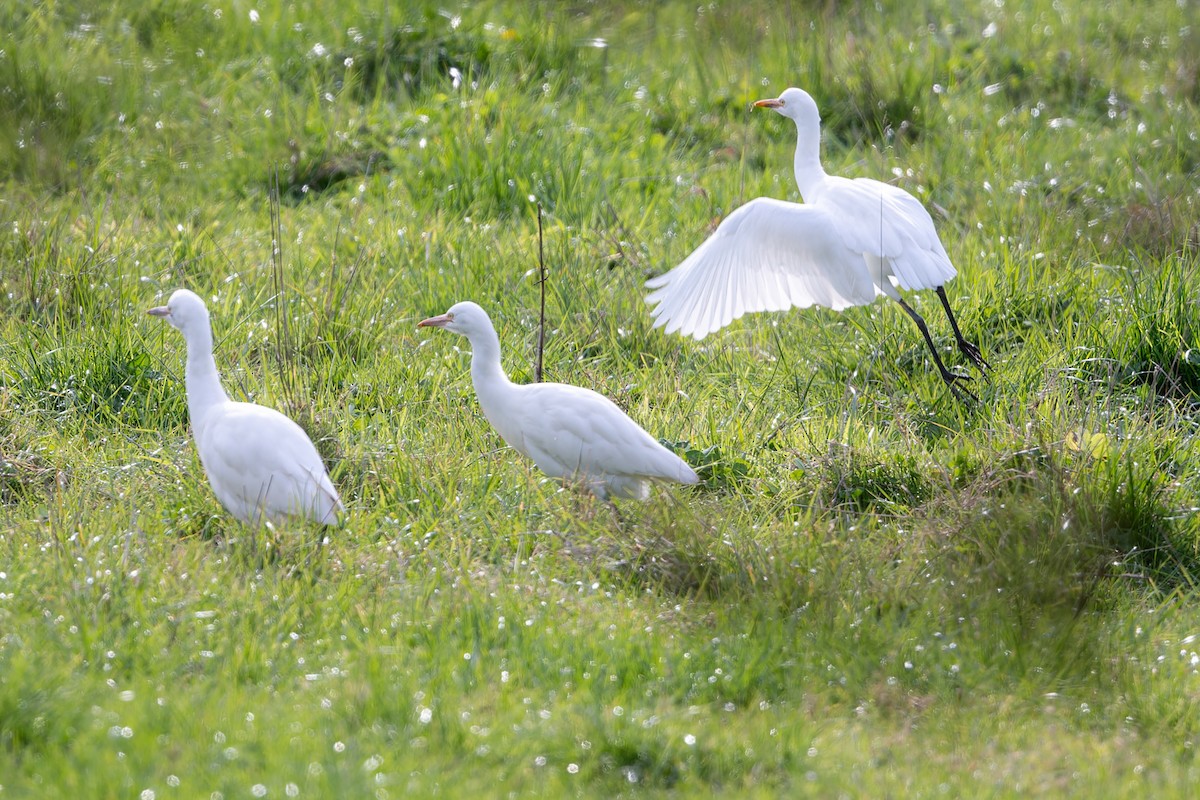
[753,87,820,126]
[147,289,211,335]
[417,300,491,338]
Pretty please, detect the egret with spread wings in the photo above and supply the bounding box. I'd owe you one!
[646,87,989,399]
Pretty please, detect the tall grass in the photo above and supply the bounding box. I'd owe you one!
[2,0,1199,795]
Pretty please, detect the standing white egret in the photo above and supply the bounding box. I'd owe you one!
[418,301,699,499]
[148,289,344,526]
[645,86,989,399]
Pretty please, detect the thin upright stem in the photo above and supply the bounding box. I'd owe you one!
[535,203,546,383]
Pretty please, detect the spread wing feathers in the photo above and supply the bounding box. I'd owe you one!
[197,403,343,525]
[508,384,699,491]
[645,198,879,340]
[821,177,956,291]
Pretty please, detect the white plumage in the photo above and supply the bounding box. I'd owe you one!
[148,289,344,526]
[646,86,988,395]
[419,301,699,500]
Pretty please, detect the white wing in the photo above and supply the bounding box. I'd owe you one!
[820,176,956,292]
[497,383,698,494]
[645,197,879,340]
[196,403,343,525]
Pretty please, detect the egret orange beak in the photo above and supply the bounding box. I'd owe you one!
[147,306,170,317]
[418,313,452,328]
[753,98,783,109]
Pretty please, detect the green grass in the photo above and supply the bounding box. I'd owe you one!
[2,0,1200,795]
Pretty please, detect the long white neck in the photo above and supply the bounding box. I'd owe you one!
[792,115,827,201]
[184,323,230,431]
[466,322,516,419]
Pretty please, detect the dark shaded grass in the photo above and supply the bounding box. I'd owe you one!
[1095,255,1200,399]
[5,324,184,429]
[331,6,590,102]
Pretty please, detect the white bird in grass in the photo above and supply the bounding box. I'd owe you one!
[418,301,699,500]
[148,289,344,527]
[645,86,989,400]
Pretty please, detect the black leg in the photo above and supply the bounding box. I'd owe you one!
[896,297,978,403]
[936,286,990,372]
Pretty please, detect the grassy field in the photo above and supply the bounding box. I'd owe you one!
[2,0,1199,796]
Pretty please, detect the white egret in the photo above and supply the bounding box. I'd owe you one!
[148,289,344,526]
[418,301,699,499]
[646,86,988,399]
